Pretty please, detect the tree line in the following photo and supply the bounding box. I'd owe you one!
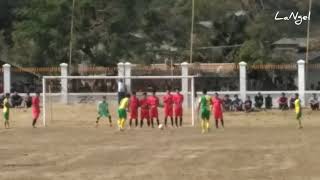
[0,0,318,67]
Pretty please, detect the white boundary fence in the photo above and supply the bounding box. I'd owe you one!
[1,59,310,108]
[42,76,196,127]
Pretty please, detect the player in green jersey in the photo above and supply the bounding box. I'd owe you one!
[118,94,130,131]
[197,89,212,133]
[3,93,10,129]
[96,96,112,127]
[294,93,303,129]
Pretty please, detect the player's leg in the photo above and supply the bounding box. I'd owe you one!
[170,117,174,127]
[4,112,9,129]
[96,115,101,127]
[215,119,219,129]
[108,115,112,127]
[140,118,144,128]
[175,117,178,127]
[129,118,133,128]
[201,120,205,133]
[32,118,37,128]
[297,112,303,129]
[117,109,122,130]
[147,118,151,127]
[221,117,224,128]
[206,119,210,132]
[151,117,154,128]
[164,117,168,127]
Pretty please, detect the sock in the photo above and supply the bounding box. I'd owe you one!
[206,121,210,131]
[201,120,205,132]
[117,119,121,128]
[121,119,126,129]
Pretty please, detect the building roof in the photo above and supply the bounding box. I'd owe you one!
[273,38,308,48]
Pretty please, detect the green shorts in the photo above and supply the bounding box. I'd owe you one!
[3,112,9,121]
[98,110,110,118]
[201,109,210,120]
[296,112,302,119]
[118,109,127,119]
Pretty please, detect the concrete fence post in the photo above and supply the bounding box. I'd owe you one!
[60,63,68,104]
[124,62,132,93]
[239,61,247,101]
[3,64,11,94]
[297,60,306,107]
[181,62,189,107]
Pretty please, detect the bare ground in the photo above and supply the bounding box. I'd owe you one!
[0,105,320,180]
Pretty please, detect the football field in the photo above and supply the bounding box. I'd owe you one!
[0,105,320,180]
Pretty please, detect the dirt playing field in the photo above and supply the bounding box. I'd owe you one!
[1,105,320,180]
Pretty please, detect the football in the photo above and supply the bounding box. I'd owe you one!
[158,124,164,130]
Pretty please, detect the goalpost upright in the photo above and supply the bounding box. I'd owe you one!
[42,75,196,127]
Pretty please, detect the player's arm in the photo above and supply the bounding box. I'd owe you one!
[197,98,201,113]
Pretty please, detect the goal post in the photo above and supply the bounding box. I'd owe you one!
[42,75,196,127]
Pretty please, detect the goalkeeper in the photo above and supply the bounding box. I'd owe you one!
[96,96,112,127]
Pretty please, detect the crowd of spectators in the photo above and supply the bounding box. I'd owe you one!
[221,92,320,112]
[0,92,33,108]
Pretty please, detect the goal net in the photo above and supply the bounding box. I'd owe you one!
[42,76,196,127]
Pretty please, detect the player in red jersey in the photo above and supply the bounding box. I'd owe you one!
[147,90,160,128]
[129,91,139,128]
[212,92,224,129]
[163,88,174,127]
[140,92,150,127]
[32,92,41,128]
[173,88,184,127]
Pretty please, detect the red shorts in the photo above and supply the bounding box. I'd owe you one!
[150,107,158,118]
[32,109,40,120]
[130,108,138,119]
[214,110,223,120]
[175,107,183,117]
[164,107,173,118]
[140,109,149,119]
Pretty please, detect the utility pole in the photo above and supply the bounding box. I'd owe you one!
[189,0,195,64]
[306,0,312,64]
[69,0,76,74]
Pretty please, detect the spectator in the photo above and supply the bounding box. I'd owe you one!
[289,94,296,109]
[11,92,23,108]
[24,92,32,108]
[254,92,264,109]
[317,81,320,90]
[278,93,288,110]
[117,79,126,104]
[223,95,232,111]
[244,96,253,112]
[310,84,315,90]
[0,94,4,108]
[265,94,273,109]
[309,94,319,111]
[232,95,243,111]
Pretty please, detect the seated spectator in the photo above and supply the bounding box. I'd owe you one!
[10,92,23,108]
[265,94,273,109]
[289,94,296,109]
[244,96,253,112]
[223,95,232,111]
[232,95,243,111]
[0,94,4,108]
[309,94,319,111]
[24,92,32,108]
[254,92,264,109]
[278,93,288,110]
[317,82,320,90]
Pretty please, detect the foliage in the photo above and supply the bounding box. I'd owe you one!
[0,0,319,66]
